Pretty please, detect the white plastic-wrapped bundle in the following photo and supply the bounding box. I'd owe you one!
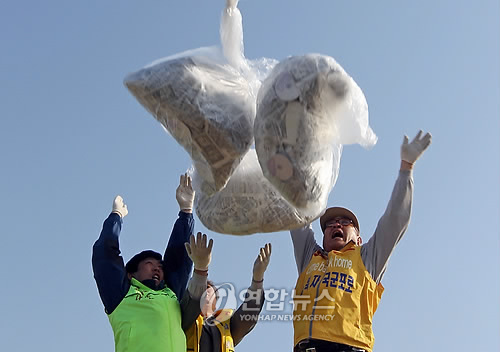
[124,0,275,195]
[254,54,376,215]
[125,52,255,195]
[193,149,325,235]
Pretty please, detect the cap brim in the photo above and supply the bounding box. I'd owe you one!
[320,207,360,233]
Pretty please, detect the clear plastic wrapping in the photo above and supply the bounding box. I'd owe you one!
[254,54,376,215]
[124,0,275,195]
[193,150,318,235]
[125,51,256,195]
[123,1,376,235]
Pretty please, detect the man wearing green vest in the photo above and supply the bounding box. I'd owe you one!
[92,174,211,352]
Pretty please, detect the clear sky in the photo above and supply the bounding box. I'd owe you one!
[1,1,499,351]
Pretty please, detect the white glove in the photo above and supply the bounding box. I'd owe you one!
[252,243,272,282]
[112,195,128,218]
[184,232,213,271]
[401,130,432,164]
[176,173,195,212]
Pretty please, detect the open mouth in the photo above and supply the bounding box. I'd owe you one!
[332,230,343,239]
[152,274,160,281]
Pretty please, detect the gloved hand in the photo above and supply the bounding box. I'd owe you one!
[401,130,432,165]
[112,195,128,218]
[184,232,213,271]
[176,173,195,213]
[252,243,272,282]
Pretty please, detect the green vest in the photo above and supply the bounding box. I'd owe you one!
[108,278,186,352]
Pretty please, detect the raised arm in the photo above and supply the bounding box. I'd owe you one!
[92,196,130,314]
[361,131,432,283]
[164,173,195,300]
[290,225,322,274]
[180,232,213,331]
[231,243,272,346]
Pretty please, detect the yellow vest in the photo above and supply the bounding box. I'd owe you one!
[186,309,235,352]
[293,242,384,351]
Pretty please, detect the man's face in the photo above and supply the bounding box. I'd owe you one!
[131,258,164,286]
[322,216,361,252]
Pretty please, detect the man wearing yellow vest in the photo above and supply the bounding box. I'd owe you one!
[92,174,211,352]
[186,243,272,352]
[291,131,432,352]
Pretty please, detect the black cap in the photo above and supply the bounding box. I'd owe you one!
[125,250,163,274]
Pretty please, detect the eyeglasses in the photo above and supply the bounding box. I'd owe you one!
[325,218,354,227]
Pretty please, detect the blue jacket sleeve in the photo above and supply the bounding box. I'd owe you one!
[92,213,130,314]
[163,211,194,300]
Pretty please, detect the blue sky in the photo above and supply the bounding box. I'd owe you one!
[1,1,499,351]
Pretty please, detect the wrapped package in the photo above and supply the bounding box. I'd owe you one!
[124,0,275,195]
[125,53,255,195]
[193,149,327,235]
[254,54,376,215]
